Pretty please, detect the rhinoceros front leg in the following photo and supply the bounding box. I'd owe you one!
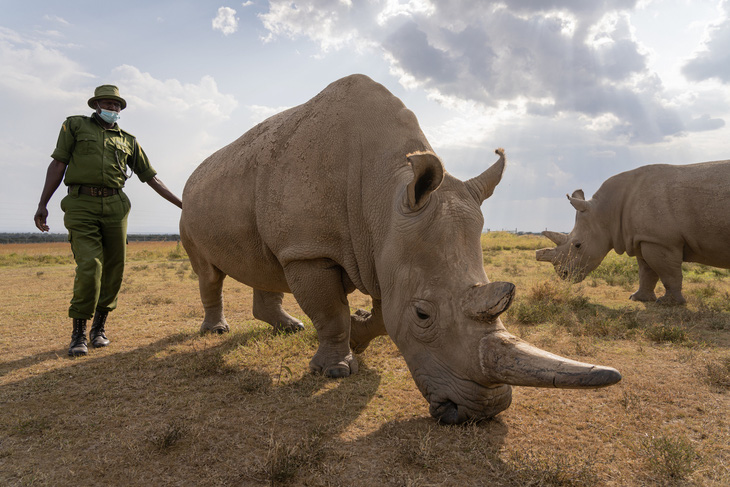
[350,298,387,353]
[629,256,659,302]
[639,243,686,305]
[253,289,305,334]
[195,264,230,334]
[283,260,358,378]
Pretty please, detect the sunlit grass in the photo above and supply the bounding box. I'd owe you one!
[0,237,728,486]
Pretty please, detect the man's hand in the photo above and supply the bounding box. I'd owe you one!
[35,159,67,232]
[34,205,50,232]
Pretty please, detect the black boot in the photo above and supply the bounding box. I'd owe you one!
[68,318,88,356]
[90,310,110,348]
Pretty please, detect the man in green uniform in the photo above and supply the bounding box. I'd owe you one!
[34,85,183,357]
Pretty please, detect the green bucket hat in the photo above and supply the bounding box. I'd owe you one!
[88,84,127,110]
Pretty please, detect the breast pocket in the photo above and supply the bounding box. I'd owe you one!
[76,135,98,156]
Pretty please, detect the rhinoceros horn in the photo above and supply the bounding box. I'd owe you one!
[535,247,557,262]
[543,230,568,245]
[462,281,515,322]
[480,331,622,388]
[465,148,506,204]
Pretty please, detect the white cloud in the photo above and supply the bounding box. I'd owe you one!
[43,15,69,25]
[259,0,377,51]
[247,104,292,121]
[377,0,435,25]
[682,0,730,83]
[257,0,725,144]
[0,27,93,103]
[212,6,239,36]
[111,65,238,120]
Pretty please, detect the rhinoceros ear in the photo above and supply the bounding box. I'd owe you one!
[406,151,445,211]
[465,148,506,204]
[567,189,590,212]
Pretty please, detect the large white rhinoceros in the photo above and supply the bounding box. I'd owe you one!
[537,160,730,304]
[180,74,621,424]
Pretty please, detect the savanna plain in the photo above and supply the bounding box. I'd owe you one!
[1,233,728,486]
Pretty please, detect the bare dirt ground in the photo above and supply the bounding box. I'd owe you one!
[1,237,728,486]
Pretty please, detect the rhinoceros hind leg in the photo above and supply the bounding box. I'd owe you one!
[197,267,230,334]
[350,299,387,353]
[283,260,358,378]
[192,260,230,333]
[253,289,304,334]
[629,256,659,302]
[639,244,686,306]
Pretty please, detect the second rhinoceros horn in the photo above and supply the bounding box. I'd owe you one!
[543,230,568,245]
[480,331,622,388]
[462,281,515,322]
[465,148,506,203]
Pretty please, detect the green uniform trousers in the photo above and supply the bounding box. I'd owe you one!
[61,186,131,319]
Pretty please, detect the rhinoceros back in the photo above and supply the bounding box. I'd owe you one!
[597,160,730,267]
[181,74,432,294]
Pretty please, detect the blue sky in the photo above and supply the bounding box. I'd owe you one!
[2,0,729,234]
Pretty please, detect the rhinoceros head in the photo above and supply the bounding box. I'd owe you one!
[536,190,611,281]
[376,152,621,424]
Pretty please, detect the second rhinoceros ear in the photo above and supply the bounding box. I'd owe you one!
[406,151,445,211]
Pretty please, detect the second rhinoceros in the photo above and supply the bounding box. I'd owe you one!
[537,160,730,304]
[180,74,620,424]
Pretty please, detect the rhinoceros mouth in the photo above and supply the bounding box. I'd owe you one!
[425,383,513,425]
[429,399,461,424]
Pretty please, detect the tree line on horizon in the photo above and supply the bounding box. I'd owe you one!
[0,233,181,244]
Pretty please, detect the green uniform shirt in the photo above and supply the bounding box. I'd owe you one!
[51,114,157,188]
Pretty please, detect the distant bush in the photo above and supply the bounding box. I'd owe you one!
[481,231,552,251]
[591,252,639,287]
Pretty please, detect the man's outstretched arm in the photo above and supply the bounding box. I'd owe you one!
[147,176,183,209]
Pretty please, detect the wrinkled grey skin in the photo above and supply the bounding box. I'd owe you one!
[537,161,730,305]
[181,74,620,424]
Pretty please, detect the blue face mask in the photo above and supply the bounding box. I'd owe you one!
[98,109,121,124]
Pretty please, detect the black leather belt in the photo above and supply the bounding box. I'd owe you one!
[71,185,120,197]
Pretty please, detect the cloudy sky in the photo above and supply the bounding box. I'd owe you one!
[2,0,729,234]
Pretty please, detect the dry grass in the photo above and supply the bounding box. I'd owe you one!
[1,235,728,486]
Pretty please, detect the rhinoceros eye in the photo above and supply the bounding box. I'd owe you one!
[410,300,439,343]
[574,242,582,249]
[415,307,430,320]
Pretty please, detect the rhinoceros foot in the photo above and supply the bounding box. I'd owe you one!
[273,321,305,335]
[350,309,372,353]
[349,303,387,354]
[309,350,358,378]
[200,319,230,335]
[655,293,686,306]
[629,290,657,302]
